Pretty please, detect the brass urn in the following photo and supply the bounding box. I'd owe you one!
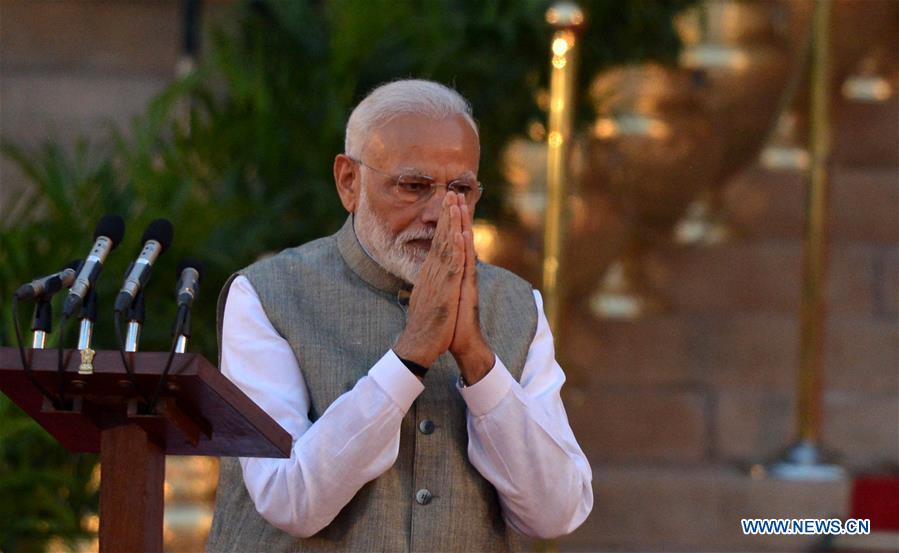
[584,62,720,318]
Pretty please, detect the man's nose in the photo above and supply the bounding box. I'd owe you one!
[419,187,448,224]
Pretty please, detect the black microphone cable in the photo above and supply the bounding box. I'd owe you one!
[30,298,53,348]
[147,304,189,413]
[175,308,192,353]
[11,295,63,409]
[55,313,75,409]
[56,260,91,410]
[113,291,151,408]
[75,288,98,360]
[147,259,202,412]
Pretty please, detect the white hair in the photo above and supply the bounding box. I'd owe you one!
[345,79,477,158]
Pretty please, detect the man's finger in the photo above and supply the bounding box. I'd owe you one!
[460,202,478,270]
[432,192,452,247]
[460,202,472,235]
[458,230,476,312]
[427,192,456,268]
[463,229,476,274]
[448,203,462,267]
[453,231,465,277]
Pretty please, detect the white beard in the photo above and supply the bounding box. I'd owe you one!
[353,186,434,285]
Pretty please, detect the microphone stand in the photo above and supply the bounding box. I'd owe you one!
[175,308,191,353]
[148,303,189,413]
[31,299,52,349]
[124,290,145,353]
[77,289,98,375]
[11,295,62,408]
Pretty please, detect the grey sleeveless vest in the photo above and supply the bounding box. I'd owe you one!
[206,216,538,553]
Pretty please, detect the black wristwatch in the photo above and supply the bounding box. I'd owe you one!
[398,356,429,378]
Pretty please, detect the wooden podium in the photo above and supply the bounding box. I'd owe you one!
[0,346,291,552]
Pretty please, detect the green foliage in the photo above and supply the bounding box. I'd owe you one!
[0,399,97,552]
[0,1,692,549]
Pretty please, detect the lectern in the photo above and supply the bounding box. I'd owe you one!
[0,347,291,552]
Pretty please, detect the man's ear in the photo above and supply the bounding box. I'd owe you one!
[333,154,360,213]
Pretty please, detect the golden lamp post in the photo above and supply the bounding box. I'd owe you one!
[542,1,584,335]
[764,0,844,481]
[536,7,585,552]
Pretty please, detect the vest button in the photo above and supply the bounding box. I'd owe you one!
[415,488,433,505]
[418,420,435,434]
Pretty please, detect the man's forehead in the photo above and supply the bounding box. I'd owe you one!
[363,113,480,157]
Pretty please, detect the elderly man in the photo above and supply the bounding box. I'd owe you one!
[206,79,592,552]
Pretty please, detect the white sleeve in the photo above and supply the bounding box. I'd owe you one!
[221,275,425,538]
[459,289,593,539]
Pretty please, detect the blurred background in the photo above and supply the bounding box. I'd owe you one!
[0,0,896,551]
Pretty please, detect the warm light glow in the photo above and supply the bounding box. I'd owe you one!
[645,119,671,140]
[552,56,567,69]
[552,37,571,57]
[535,89,550,111]
[750,464,766,480]
[680,44,751,71]
[674,7,701,45]
[528,121,547,142]
[551,97,565,112]
[505,164,530,189]
[84,514,100,533]
[760,145,810,172]
[568,194,587,231]
[472,220,499,263]
[543,257,559,279]
[545,3,585,27]
[162,456,220,549]
[593,115,670,140]
[89,463,101,493]
[593,118,617,139]
[842,76,893,102]
[548,131,564,148]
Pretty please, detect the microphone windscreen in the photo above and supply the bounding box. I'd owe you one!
[177,257,204,283]
[94,214,126,247]
[142,218,174,251]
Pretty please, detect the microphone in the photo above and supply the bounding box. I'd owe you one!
[27,260,82,349]
[175,257,204,309]
[63,215,126,318]
[31,302,52,349]
[75,289,100,375]
[114,219,174,312]
[124,291,146,353]
[174,258,203,353]
[15,260,81,301]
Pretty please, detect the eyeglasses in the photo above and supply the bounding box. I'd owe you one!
[349,157,483,206]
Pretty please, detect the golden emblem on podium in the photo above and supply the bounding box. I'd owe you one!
[78,348,95,375]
